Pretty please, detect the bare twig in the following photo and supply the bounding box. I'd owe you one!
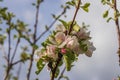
[114,0,120,64]
[51,53,63,80]
[12,58,30,66]
[68,0,81,34]
[11,38,20,63]
[4,22,12,80]
[26,2,40,80]
[58,66,66,80]
[36,6,68,42]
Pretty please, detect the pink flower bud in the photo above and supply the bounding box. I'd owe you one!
[61,48,66,54]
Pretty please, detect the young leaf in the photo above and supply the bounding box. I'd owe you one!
[66,1,76,6]
[107,17,113,22]
[59,19,68,29]
[73,24,80,32]
[103,10,109,18]
[81,3,90,12]
[36,59,45,75]
[64,55,71,71]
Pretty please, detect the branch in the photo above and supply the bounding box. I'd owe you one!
[36,6,68,42]
[58,66,66,80]
[27,2,41,80]
[68,0,81,34]
[51,53,63,80]
[10,38,20,63]
[114,0,120,65]
[8,26,11,65]
[12,58,30,66]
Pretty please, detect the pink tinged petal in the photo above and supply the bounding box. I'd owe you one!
[46,45,58,60]
[85,42,96,57]
[55,32,65,44]
[55,24,66,32]
[61,48,67,54]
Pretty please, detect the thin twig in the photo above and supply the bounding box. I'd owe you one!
[68,0,81,34]
[4,23,12,80]
[11,38,20,63]
[26,3,40,80]
[12,58,30,66]
[51,53,63,80]
[36,6,68,42]
[58,66,66,80]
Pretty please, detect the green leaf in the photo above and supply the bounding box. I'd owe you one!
[35,59,45,75]
[73,24,80,31]
[64,55,71,71]
[59,19,68,29]
[63,51,75,71]
[81,3,90,12]
[66,1,76,6]
[103,10,109,18]
[107,17,113,22]
[41,42,47,48]
[20,52,29,62]
[83,3,90,8]
[32,44,38,49]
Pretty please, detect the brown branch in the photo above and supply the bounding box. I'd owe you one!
[36,6,68,42]
[51,53,63,80]
[11,38,20,63]
[68,0,81,34]
[26,2,40,80]
[12,58,30,66]
[8,27,11,65]
[4,22,12,80]
[114,0,120,65]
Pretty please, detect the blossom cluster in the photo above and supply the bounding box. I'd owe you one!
[35,21,96,74]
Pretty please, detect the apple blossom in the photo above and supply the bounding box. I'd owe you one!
[84,41,96,57]
[45,45,58,60]
[55,24,66,32]
[55,32,66,45]
[76,28,90,40]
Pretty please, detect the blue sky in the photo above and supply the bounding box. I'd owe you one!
[0,0,120,80]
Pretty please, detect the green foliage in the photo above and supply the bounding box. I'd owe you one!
[81,3,90,12]
[73,24,80,32]
[103,10,109,18]
[63,50,75,71]
[35,59,45,75]
[66,1,76,7]
[0,34,6,44]
[59,19,68,29]
[107,17,113,22]
[54,68,60,78]
[20,52,29,62]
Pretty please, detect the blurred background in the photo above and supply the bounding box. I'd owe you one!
[0,0,120,80]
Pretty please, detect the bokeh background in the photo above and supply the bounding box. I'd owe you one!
[0,0,120,80]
